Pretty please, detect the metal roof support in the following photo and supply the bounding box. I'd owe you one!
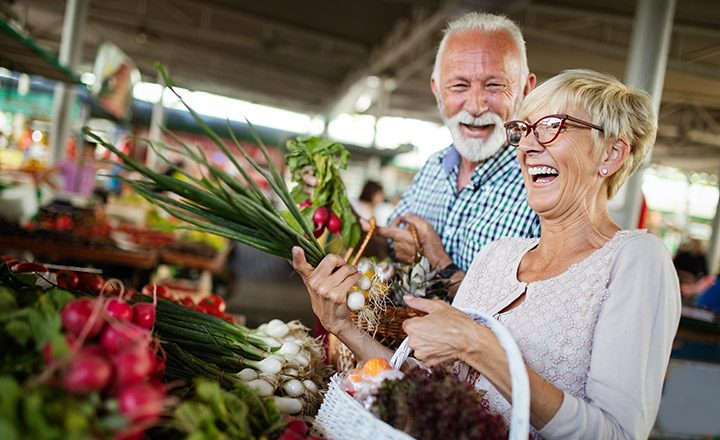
[49,0,88,165]
[709,176,720,274]
[147,70,166,171]
[323,1,456,122]
[613,0,675,229]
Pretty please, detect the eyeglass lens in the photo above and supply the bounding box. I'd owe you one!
[535,117,563,144]
[506,116,565,146]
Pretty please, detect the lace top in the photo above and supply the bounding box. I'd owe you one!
[452,230,681,439]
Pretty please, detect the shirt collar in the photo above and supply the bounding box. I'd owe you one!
[440,144,519,188]
[441,146,461,175]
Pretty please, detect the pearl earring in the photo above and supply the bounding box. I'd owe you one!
[601,168,608,175]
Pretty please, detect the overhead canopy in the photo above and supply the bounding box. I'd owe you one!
[0,18,80,84]
[4,0,720,172]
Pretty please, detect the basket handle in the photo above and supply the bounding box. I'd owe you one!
[389,308,530,440]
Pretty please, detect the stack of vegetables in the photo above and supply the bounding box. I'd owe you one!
[0,261,168,440]
[0,259,322,439]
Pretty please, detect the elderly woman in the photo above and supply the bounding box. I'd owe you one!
[292,69,680,439]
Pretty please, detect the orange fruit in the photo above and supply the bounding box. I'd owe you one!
[361,358,392,376]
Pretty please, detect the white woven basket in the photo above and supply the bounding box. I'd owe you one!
[314,308,530,440]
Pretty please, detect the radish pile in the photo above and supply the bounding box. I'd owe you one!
[45,294,168,439]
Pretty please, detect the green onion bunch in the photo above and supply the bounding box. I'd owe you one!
[83,65,325,266]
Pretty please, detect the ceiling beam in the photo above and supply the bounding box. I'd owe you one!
[523,27,720,82]
[177,0,368,54]
[323,0,457,120]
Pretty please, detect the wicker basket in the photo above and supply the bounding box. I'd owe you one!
[315,308,530,440]
[352,306,425,348]
[329,306,425,372]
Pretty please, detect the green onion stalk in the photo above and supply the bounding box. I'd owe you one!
[82,64,325,266]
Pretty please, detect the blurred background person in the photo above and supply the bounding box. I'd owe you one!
[45,139,99,197]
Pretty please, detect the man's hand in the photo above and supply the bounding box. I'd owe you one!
[301,165,317,196]
[292,247,361,335]
[377,212,452,268]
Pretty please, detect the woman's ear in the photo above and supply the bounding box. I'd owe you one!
[599,139,630,176]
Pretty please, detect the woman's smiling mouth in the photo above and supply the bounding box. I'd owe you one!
[528,165,559,184]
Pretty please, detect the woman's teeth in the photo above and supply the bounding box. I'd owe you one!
[528,166,559,176]
[528,166,559,183]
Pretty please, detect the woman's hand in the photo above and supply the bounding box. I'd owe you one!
[403,296,499,367]
[292,246,361,335]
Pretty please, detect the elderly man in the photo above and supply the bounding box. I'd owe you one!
[378,12,540,295]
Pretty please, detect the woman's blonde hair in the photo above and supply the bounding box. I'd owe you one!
[519,69,657,198]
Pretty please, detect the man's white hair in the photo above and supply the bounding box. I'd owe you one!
[431,12,529,85]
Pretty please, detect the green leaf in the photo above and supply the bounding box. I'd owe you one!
[4,320,31,347]
[0,287,17,312]
[45,289,75,311]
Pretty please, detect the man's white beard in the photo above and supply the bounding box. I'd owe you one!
[442,110,506,163]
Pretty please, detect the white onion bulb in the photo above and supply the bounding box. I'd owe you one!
[282,379,305,397]
[356,275,372,291]
[265,320,289,338]
[246,379,274,396]
[272,396,303,414]
[278,341,301,356]
[302,379,319,393]
[356,259,373,274]
[347,291,365,311]
[237,368,258,381]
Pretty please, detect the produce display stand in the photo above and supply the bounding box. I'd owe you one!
[159,247,230,274]
[0,236,158,269]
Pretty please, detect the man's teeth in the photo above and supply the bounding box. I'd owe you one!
[528,166,559,176]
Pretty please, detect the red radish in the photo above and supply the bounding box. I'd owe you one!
[221,313,236,323]
[56,270,79,289]
[115,429,144,440]
[326,212,342,234]
[278,432,302,440]
[200,294,226,315]
[78,273,105,294]
[119,382,165,423]
[62,353,112,394]
[11,261,48,273]
[141,284,170,299]
[132,303,156,329]
[62,299,105,339]
[100,323,149,355]
[298,200,311,209]
[2,258,20,268]
[313,225,325,238]
[80,344,105,358]
[134,283,158,330]
[312,206,329,227]
[286,419,309,436]
[113,349,153,387]
[124,288,137,300]
[0,255,14,263]
[106,299,133,321]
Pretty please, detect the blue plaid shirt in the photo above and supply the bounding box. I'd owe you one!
[389,144,540,271]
